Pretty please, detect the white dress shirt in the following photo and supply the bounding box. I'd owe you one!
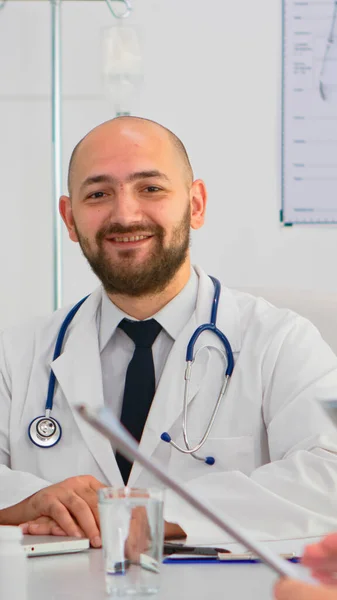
[98,267,199,420]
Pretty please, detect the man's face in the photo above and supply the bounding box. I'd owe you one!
[60,121,204,296]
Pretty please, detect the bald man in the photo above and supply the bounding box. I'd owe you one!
[1,116,337,548]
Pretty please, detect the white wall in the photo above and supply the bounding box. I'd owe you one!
[1,0,337,330]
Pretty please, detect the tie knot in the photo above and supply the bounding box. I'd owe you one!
[118,318,162,348]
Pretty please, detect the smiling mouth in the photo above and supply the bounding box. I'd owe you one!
[106,234,153,243]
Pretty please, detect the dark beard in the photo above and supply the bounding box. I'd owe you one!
[74,205,191,297]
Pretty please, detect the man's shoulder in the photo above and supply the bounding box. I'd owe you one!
[195,266,305,330]
[227,286,293,317]
[227,284,313,335]
[194,267,309,349]
[218,282,321,353]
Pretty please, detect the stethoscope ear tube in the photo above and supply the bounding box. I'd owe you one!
[162,277,234,465]
[161,432,215,465]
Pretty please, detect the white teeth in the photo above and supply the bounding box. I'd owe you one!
[113,235,149,242]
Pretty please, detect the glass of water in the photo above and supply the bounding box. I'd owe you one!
[98,487,164,596]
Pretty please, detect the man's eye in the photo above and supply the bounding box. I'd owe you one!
[90,191,106,199]
[144,186,161,193]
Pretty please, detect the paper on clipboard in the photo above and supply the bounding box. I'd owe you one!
[76,404,314,583]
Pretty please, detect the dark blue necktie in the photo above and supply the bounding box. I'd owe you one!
[116,318,162,484]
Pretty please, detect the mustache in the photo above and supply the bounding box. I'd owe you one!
[96,222,164,243]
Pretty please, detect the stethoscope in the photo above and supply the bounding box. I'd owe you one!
[28,277,234,463]
[28,296,88,448]
[161,276,234,465]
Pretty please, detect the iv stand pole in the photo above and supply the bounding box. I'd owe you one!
[51,0,63,310]
[1,0,131,312]
[48,0,130,309]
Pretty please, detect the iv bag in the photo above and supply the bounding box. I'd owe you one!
[102,24,143,116]
[319,2,337,103]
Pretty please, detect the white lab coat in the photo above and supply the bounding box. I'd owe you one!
[1,266,337,542]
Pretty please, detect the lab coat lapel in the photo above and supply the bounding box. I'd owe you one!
[51,288,123,485]
[129,267,242,485]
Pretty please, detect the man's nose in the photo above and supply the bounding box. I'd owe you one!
[110,190,142,226]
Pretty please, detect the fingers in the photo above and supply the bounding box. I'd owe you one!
[20,517,67,536]
[302,541,337,582]
[303,544,327,564]
[303,534,337,565]
[26,496,101,548]
[322,534,337,554]
[274,578,337,600]
[125,507,151,561]
[27,522,66,536]
[25,476,105,548]
[50,493,101,547]
[164,521,186,540]
[33,492,82,538]
[75,483,102,529]
[311,570,337,587]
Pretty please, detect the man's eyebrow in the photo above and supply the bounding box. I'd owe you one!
[80,174,114,191]
[80,170,169,191]
[126,170,170,183]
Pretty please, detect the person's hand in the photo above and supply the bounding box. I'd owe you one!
[17,487,184,551]
[17,475,105,547]
[274,578,337,600]
[124,510,186,562]
[20,516,68,537]
[164,521,186,540]
[301,533,337,586]
[274,533,337,600]
[125,506,151,561]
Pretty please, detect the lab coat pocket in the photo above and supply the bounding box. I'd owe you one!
[169,436,255,483]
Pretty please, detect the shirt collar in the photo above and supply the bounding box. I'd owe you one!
[99,268,199,352]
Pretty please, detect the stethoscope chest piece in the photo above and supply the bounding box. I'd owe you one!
[28,416,62,448]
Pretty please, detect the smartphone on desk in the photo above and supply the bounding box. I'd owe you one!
[163,542,231,557]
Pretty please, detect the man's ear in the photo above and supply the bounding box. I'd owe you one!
[59,195,79,242]
[190,179,207,230]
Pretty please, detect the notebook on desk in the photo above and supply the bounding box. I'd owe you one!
[22,535,89,557]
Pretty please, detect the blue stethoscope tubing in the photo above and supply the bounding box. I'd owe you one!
[28,276,234,458]
[161,277,234,465]
[45,296,89,411]
[28,296,88,448]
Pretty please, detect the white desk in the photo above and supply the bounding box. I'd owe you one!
[27,548,280,600]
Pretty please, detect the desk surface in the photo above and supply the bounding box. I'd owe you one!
[27,536,320,600]
[27,548,279,600]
